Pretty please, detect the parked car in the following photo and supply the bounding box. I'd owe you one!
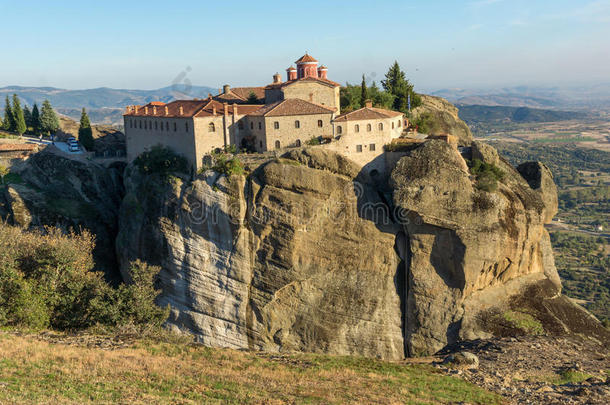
[68,143,80,152]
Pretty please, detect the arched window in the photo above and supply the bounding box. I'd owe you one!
[129,120,133,128]
[317,120,323,127]
[337,125,342,134]
[208,122,215,132]
[355,124,360,132]
[139,120,142,129]
[295,120,300,129]
[238,121,244,130]
[274,121,279,129]
[144,121,147,130]
[166,122,169,131]
[275,140,281,149]
[250,122,254,130]
[185,122,189,132]
[367,124,372,132]
[398,120,402,127]
[392,122,395,129]
[295,139,301,147]
[174,122,177,132]
[379,123,383,131]
[258,122,262,130]
[154,121,158,130]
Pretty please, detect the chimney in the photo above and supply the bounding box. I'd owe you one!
[223,84,230,94]
[223,102,228,115]
[179,106,184,115]
[153,106,157,115]
[287,66,297,81]
[212,105,217,115]
[218,88,221,95]
[134,105,139,114]
[144,106,149,115]
[318,66,328,79]
[165,106,169,116]
[273,73,282,84]
[365,99,373,108]
[233,104,238,116]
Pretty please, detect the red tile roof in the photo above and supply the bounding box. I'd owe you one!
[334,106,403,122]
[295,53,317,63]
[123,98,261,118]
[247,98,335,117]
[265,76,340,90]
[214,87,265,104]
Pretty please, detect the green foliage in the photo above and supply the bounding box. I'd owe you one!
[23,105,32,131]
[306,136,321,146]
[31,104,41,135]
[246,92,259,104]
[0,165,8,185]
[502,310,544,335]
[201,150,244,176]
[0,223,168,331]
[12,94,26,135]
[413,112,434,134]
[381,61,422,113]
[134,145,189,175]
[469,159,505,192]
[2,96,14,132]
[360,74,368,108]
[40,100,60,135]
[78,108,95,150]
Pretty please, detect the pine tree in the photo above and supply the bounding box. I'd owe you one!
[381,61,420,113]
[2,96,14,132]
[12,94,27,136]
[247,92,259,104]
[23,105,32,132]
[360,74,368,108]
[40,100,60,135]
[31,104,41,135]
[78,108,94,150]
[381,61,405,95]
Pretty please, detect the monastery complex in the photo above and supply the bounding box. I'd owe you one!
[123,54,407,174]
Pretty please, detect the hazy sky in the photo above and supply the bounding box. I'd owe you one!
[1,0,609,92]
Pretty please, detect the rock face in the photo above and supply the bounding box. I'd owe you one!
[117,149,406,359]
[410,95,473,146]
[0,148,124,278]
[118,145,608,358]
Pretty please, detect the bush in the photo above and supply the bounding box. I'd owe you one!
[306,136,321,146]
[200,151,244,176]
[469,159,504,192]
[134,145,188,175]
[0,223,168,331]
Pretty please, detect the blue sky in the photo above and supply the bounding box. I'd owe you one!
[1,0,609,91]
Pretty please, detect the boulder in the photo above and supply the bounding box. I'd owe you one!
[443,351,479,369]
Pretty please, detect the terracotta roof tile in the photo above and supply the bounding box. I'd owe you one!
[247,98,335,117]
[123,99,262,118]
[0,143,38,151]
[295,53,318,63]
[334,106,403,122]
[265,76,340,90]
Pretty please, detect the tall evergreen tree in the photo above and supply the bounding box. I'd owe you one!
[381,61,405,95]
[2,96,14,132]
[40,100,60,135]
[12,95,27,136]
[31,104,41,135]
[381,61,420,113]
[23,105,32,132]
[360,74,368,108]
[78,108,94,150]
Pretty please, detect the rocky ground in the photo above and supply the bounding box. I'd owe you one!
[432,336,610,404]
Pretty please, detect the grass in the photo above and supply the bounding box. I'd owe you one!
[0,332,502,404]
[502,310,545,335]
[528,369,593,385]
[530,137,596,143]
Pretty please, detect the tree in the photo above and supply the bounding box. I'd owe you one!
[12,94,27,136]
[381,61,406,95]
[40,100,60,135]
[31,104,41,135]
[360,74,368,108]
[0,164,8,185]
[78,108,94,150]
[381,61,421,113]
[23,105,32,132]
[246,92,259,104]
[2,96,14,132]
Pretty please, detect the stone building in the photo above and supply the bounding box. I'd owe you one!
[123,53,404,173]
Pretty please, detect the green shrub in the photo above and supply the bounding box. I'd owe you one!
[306,137,320,146]
[134,145,188,175]
[200,151,244,176]
[469,159,505,192]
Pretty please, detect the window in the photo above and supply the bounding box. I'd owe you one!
[274,121,279,129]
[259,141,263,148]
[144,121,147,130]
[295,139,301,147]
[166,122,169,131]
[294,120,300,129]
[250,122,254,129]
[275,140,281,149]
[174,122,177,132]
[392,122,395,129]
[139,120,142,129]
[378,123,383,131]
[185,122,189,132]
[155,121,158,130]
[369,143,376,151]
[318,120,323,127]
[258,122,262,130]
[398,120,402,127]
[208,122,215,132]
[129,120,133,128]
[355,124,359,132]
[367,124,372,132]
[238,121,244,130]
[337,125,342,134]
[356,144,363,152]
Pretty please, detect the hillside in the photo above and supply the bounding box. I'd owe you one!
[458,105,586,124]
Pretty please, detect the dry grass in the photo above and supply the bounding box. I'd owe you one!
[0,332,502,404]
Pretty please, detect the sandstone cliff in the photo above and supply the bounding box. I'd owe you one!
[411,94,473,145]
[117,145,608,358]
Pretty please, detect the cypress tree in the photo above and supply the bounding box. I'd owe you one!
[40,100,60,135]
[360,74,368,108]
[12,94,26,136]
[31,104,41,135]
[2,96,14,132]
[381,61,405,95]
[23,105,32,132]
[78,108,94,150]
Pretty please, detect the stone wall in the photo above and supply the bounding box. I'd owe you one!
[262,113,334,150]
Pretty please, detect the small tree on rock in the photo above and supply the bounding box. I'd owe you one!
[78,108,94,150]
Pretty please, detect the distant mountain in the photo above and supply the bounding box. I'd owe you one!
[0,84,218,126]
[431,84,610,110]
[457,105,587,124]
